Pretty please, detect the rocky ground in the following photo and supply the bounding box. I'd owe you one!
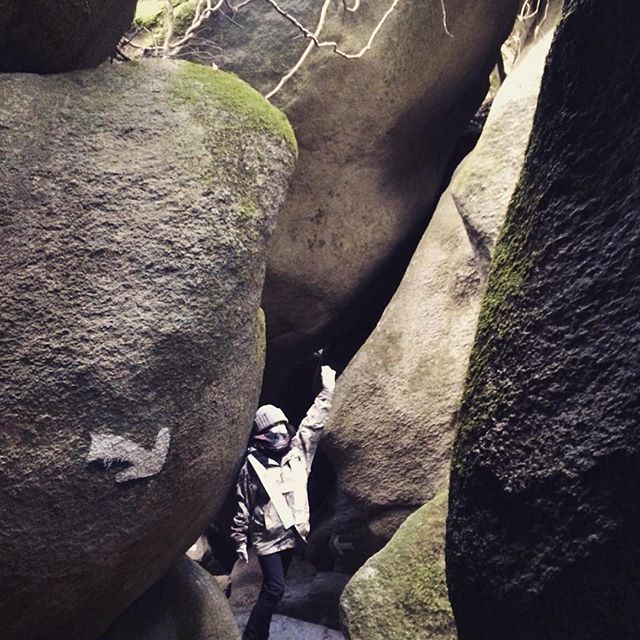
[234,613,345,640]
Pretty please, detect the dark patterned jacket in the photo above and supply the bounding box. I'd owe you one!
[230,386,332,556]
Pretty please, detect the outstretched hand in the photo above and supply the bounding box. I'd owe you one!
[321,365,336,393]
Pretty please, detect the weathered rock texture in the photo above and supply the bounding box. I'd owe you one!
[103,556,241,640]
[452,25,557,263]
[446,1,640,638]
[0,0,138,73]
[321,188,481,561]
[145,0,523,390]
[261,0,522,389]
[318,27,555,566]
[0,59,295,640]
[340,488,454,640]
[277,572,351,629]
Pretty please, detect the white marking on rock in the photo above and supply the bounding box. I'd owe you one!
[86,427,171,483]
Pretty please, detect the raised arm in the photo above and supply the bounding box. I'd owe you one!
[295,365,335,472]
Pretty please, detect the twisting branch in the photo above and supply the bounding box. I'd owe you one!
[227,0,256,16]
[519,0,542,20]
[440,0,453,37]
[532,0,549,40]
[511,0,549,57]
[265,0,407,98]
[168,0,226,56]
[266,0,453,99]
[127,0,455,102]
[264,0,401,60]
[265,0,332,100]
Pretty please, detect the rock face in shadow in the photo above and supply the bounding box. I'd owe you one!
[316,27,556,567]
[340,489,455,640]
[0,0,138,72]
[446,1,640,638]
[103,556,241,640]
[0,59,296,640]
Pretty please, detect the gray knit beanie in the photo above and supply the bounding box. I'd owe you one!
[253,404,288,434]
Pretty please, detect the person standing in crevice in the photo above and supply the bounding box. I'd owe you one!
[230,365,336,640]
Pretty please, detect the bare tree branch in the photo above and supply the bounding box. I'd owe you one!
[532,0,550,40]
[266,0,454,99]
[265,0,333,100]
[169,0,226,56]
[230,0,257,13]
[219,7,246,29]
[511,0,549,56]
[263,0,401,60]
[127,0,455,102]
[519,0,542,20]
[440,0,454,38]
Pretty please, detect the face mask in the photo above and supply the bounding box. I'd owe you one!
[253,429,292,454]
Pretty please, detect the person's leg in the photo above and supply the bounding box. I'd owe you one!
[280,547,294,577]
[242,549,294,640]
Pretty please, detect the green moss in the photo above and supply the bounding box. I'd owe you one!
[240,197,260,217]
[474,185,537,340]
[341,488,456,640]
[134,0,200,38]
[134,0,166,29]
[169,62,297,154]
[174,0,199,32]
[451,179,540,473]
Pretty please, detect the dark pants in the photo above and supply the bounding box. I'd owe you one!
[242,548,294,640]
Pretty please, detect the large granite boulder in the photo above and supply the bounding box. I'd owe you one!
[0,0,138,72]
[0,59,296,640]
[103,556,241,640]
[321,186,480,560]
[262,0,522,389]
[141,0,523,390]
[452,26,558,262]
[317,27,556,565]
[340,488,455,640]
[446,1,640,638]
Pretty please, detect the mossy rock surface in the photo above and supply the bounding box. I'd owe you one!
[447,1,640,638]
[169,61,297,153]
[0,58,295,640]
[134,0,168,29]
[340,489,456,640]
[162,0,524,402]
